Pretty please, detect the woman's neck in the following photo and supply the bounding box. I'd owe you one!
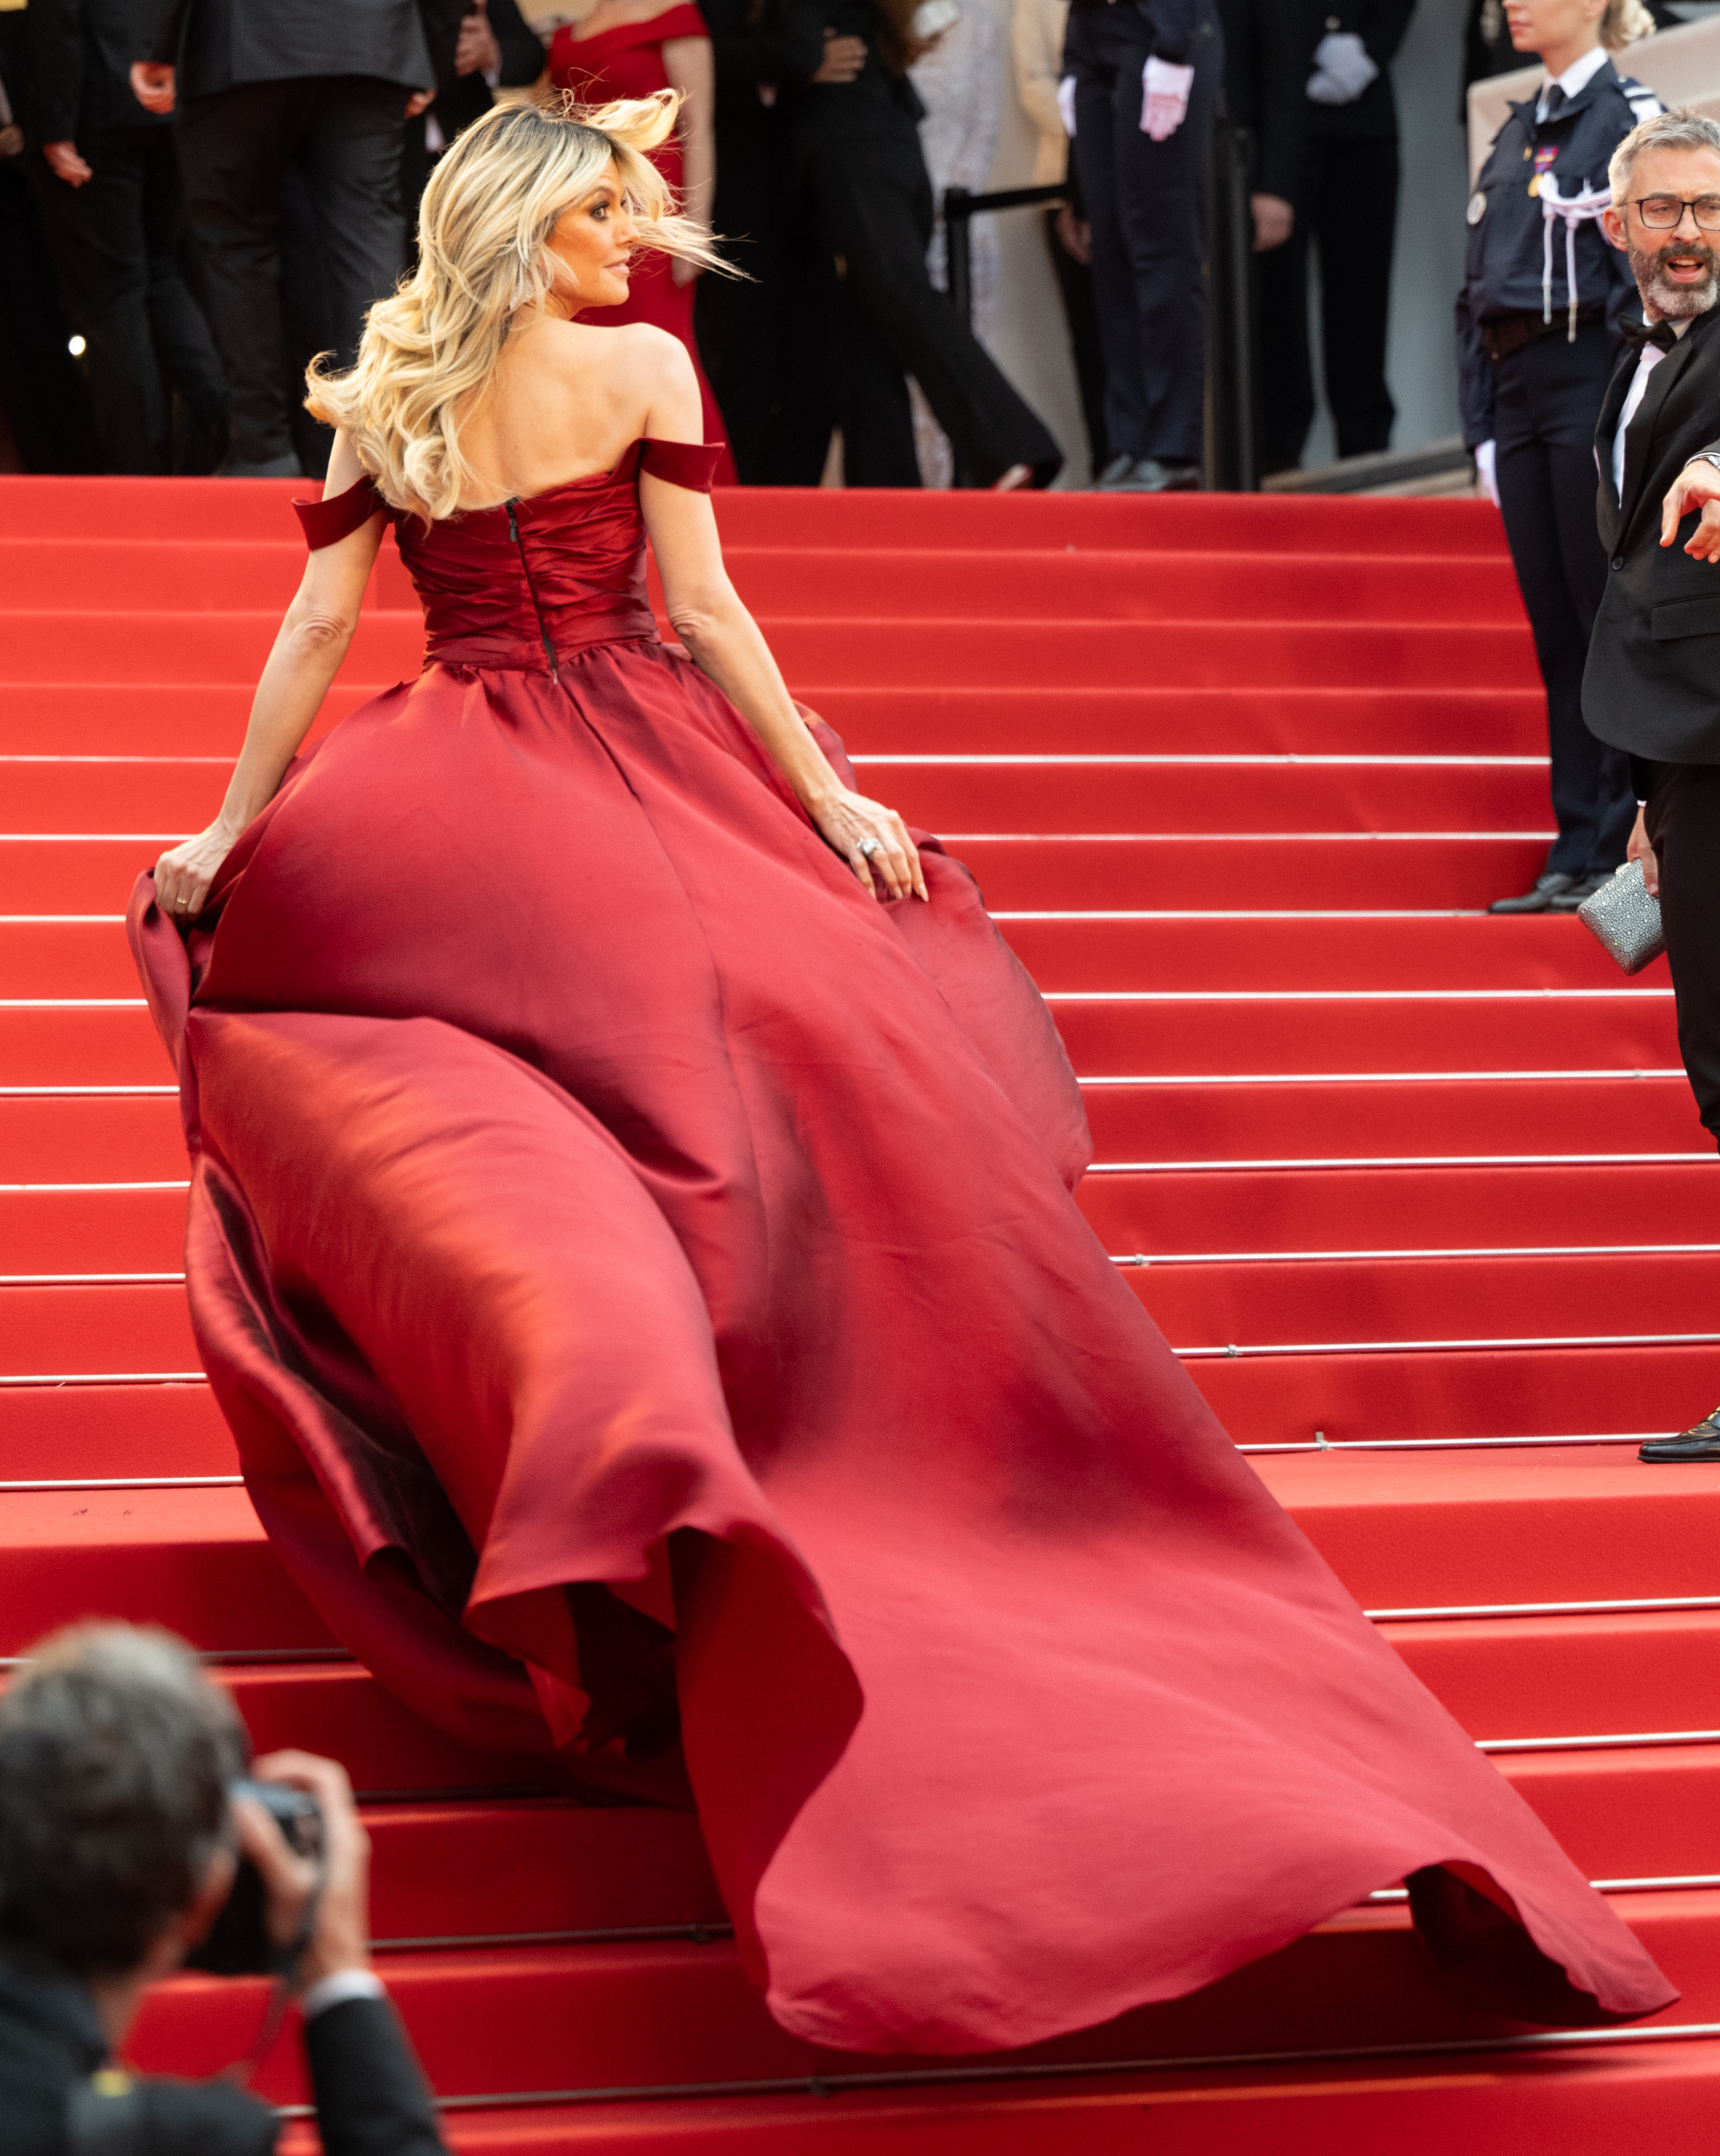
[1537,34,1602,86]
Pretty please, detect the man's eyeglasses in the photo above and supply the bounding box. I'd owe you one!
[1632,195,1720,231]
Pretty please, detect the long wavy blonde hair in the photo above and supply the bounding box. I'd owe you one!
[307,91,725,521]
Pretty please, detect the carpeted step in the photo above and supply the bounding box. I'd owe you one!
[0,476,1517,556]
[0,752,1556,837]
[1123,1250,1720,1350]
[1189,1342,1720,1450]
[1253,1446,1720,1608]
[945,834,1553,911]
[1083,1163,1717,1250]
[0,833,1555,914]
[0,1381,234,1479]
[274,2042,1720,2156]
[1503,1743,1720,1881]
[0,537,1529,626]
[1381,1611,1720,1745]
[2,1281,195,1374]
[9,1451,1720,1649]
[1081,1081,1708,1166]
[16,990,1678,1089]
[0,1093,184,1180]
[1000,915,1634,992]
[0,613,1540,692]
[0,1486,330,1651]
[1,1183,186,1272]
[5,751,1557,838]
[121,1892,1720,2106]
[4,913,1652,1003]
[1049,991,1678,1076]
[1,681,1549,760]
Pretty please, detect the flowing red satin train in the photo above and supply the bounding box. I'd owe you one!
[129,446,1674,2050]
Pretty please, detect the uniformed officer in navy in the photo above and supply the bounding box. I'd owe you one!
[1455,0,1661,913]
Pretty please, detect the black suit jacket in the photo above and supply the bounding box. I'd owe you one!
[152,0,463,101]
[1583,302,1720,765]
[430,0,543,143]
[28,0,167,141]
[0,1954,445,2156]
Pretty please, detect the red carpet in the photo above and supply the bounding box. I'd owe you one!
[3,475,1719,2145]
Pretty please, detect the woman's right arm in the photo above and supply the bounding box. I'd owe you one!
[154,436,386,918]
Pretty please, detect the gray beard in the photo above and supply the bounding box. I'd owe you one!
[1630,242,1720,319]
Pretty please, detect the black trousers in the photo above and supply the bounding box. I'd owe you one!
[1492,324,1637,879]
[1047,206,1108,473]
[175,75,408,473]
[1259,133,1398,469]
[1064,0,1220,466]
[803,111,1061,487]
[32,126,226,474]
[1644,760,1720,1146]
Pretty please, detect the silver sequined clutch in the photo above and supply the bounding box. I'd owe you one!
[1577,859,1665,975]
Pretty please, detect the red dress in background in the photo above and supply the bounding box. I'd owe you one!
[550,7,737,482]
[129,450,1675,2055]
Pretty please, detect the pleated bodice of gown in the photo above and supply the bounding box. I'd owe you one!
[129,448,1675,2054]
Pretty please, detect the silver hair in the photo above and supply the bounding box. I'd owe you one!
[0,1624,247,1978]
[1610,108,1720,206]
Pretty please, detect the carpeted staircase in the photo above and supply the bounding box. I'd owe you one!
[3,474,1719,2149]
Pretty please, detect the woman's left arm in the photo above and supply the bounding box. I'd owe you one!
[638,344,925,900]
[662,34,715,285]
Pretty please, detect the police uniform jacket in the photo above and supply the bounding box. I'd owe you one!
[1583,302,1720,764]
[1455,55,1660,448]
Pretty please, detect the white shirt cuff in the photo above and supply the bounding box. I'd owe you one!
[300,1968,385,2020]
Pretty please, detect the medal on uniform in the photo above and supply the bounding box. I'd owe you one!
[1529,142,1559,197]
[1468,190,1486,224]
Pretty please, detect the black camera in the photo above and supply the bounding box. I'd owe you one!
[184,1778,324,1977]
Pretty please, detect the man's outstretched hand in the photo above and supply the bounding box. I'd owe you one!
[1660,456,1720,560]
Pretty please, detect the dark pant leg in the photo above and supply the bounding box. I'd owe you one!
[296,76,409,374]
[32,128,166,471]
[1315,135,1398,460]
[1257,169,1314,472]
[1644,761,1720,1145]
[1046,206,1108,471]
[137,129,228,472]
[174,79,304,469]
[809,119,1060,484]
[1493,326,1633,876]
[1067,1,1218,466]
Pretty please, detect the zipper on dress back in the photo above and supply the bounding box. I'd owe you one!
[505,500,559,681]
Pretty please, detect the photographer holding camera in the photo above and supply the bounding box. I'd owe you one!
[0,1623,446,2155]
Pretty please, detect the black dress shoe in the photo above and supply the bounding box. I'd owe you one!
[1093,456,1200,494]
[1640,1407,1720,1462]
[1548,872,1611,912]
[1488,872,1578,915]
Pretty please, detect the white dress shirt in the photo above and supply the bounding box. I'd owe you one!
[1613,317,1692,500]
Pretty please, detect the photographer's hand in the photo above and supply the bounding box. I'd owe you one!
[244,1750,372,1988]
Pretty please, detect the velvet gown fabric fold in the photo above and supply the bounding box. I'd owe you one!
[128,447,1674,2052]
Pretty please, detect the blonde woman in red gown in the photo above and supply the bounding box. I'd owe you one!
[128,93,1674,2055]
[548,4,736,478]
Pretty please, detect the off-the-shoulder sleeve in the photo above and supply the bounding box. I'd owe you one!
[643,2,710,40]
[638,438,726,493]
[293,476,390,550]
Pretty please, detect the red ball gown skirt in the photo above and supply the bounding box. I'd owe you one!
[549,11,737,483]
[129,444,1674,2053]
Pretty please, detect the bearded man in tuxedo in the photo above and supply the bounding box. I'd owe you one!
[1582,106,1720,1460]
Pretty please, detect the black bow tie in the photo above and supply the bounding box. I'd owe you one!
[1619,315,1679,356]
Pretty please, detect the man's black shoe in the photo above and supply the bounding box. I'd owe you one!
[1639,1406,1720,1462]
[1549,871,1611,911]
[1489,872,1578,915]
[1093,456,1200,494]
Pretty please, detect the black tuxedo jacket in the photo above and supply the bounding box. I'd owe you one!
[0,1953,444,2156]
[1583,302,1720,765]
[152,0,463,102]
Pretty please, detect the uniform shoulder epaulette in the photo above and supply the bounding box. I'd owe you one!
[1616,75,1664,124]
